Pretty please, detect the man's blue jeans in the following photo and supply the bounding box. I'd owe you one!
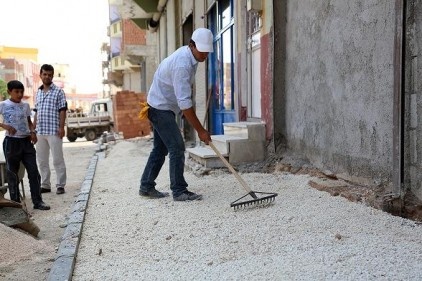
[140,107,188,197]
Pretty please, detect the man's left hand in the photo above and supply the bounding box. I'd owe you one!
[58,127,65,139]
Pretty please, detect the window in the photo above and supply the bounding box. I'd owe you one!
[208,0,235,112]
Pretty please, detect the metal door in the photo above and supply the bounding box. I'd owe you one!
[207,0,236,135]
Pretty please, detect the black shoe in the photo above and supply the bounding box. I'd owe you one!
[40,188,51,193]
[56,187,65,194]
[33,202,50,210]
[139,189,169,199]
[173,191,203,201]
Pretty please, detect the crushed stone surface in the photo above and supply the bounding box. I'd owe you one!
[72,140,422,281]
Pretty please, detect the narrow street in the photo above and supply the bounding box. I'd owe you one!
[1,136,421,280]
[0,131,97,281]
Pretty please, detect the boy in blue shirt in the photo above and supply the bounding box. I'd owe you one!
[0,80,50,210]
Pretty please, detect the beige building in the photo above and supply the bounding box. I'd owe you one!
[0,46,40,107]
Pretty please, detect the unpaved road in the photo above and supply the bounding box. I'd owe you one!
[0,132,96,281]
[72,139,422,281]
[1,134,421,281]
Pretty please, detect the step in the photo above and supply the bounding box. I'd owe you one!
[223,122,266,141]
[211,134,246,154]
[187,140,266,167]
[187,122,266,167]
[186,146,227,168]
[228,139,266,164]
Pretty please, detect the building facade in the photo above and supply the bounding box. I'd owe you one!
[0,46,40,106]
[109,0,422,202]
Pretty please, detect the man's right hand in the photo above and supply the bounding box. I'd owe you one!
[182,107,212,144]
[4,125,17,135]
[198,129,211,145]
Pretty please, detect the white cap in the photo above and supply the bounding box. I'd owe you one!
[191,28,214,53]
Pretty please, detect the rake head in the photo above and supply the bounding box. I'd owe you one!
[230,191,278,210]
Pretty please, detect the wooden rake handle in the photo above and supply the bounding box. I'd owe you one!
[208,142,253,194]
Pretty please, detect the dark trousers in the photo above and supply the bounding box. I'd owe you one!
[140,107,188,197]
[3,136,42,204]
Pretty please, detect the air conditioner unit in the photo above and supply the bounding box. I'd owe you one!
[247,0,262,12]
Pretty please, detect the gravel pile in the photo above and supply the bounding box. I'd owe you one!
[72,140,422,280]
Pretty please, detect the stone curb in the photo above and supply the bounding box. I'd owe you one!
[47,151,105,281]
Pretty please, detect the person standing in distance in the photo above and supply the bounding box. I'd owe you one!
[139,27,213,201]
[33,64,67,195]
[0,80,50,210]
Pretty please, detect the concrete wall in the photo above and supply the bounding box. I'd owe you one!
[145,32,157,92]
[274,0,396,182]
[123,71,142,92]
[193,0,208,134]
[406,0,422,199]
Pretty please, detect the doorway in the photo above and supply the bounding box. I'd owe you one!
[207,0,236,135]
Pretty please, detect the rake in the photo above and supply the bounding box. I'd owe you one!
[208,142,278,210]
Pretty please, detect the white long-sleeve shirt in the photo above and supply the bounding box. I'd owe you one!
[147,46,198,114]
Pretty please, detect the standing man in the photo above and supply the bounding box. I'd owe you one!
[34,64,67,195]
[139,28,213,201]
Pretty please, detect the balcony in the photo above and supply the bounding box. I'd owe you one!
[109,20,122,38]
[111,55,131,71]
[112,0,163,30]
[132,0,159,13]
[104,72,123,87]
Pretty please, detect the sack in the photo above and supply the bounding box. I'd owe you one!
[138,102,149,120]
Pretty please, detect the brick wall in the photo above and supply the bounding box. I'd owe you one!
[122,19,146,45]
[112,91,151,139]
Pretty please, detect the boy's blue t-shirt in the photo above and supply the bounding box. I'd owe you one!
[0,99,31,138]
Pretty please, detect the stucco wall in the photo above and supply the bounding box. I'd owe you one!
[275,0,396,181]
[407,1,422,199]
[193,0,208,135]
[123,71,142,92]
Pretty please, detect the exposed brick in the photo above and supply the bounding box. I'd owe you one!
[113,91,150,139]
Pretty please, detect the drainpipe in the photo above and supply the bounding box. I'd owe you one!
[148,0,168,32]
[389,0,406,212]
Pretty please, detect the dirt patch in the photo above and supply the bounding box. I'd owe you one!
[236,152,422,223]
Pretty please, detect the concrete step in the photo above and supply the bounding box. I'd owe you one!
[186,145,227,168]
[211,134,246,154]
[228,139,266,164]
[187,122,266,167]
[223,121,266,141]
